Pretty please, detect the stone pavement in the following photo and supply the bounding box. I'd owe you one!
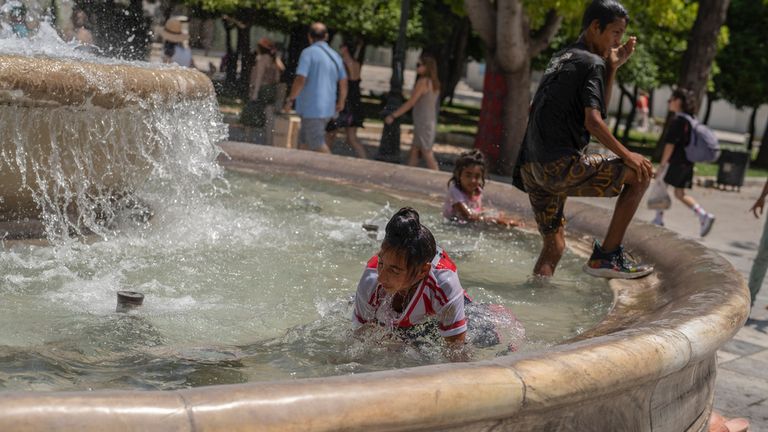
[573,181,768,430]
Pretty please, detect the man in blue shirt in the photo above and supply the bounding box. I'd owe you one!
[284,22,347,153]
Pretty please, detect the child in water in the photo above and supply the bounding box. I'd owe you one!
[443,150,521,227]
[352,207,523,357]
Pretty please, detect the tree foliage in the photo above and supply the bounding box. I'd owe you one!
[715,0,768,109]
[186,0,421,46]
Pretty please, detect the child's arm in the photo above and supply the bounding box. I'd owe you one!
[443,332,470,362]
[452,202,521,227]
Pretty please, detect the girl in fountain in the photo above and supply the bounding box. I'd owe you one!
[352,207,523,357]
[443,150,521,227]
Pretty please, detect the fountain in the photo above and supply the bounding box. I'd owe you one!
[0,7,750,432]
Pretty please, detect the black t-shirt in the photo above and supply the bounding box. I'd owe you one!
[521,42,607,163]
[664,114,692,165]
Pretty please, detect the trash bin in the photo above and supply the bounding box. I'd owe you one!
[716,150,750,190]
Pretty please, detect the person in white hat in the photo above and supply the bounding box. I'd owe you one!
[161,16,194,68]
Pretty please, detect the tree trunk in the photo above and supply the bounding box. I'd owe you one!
[703,92,715,125]
[613,90,624,137]
[473,57,507,173]
[440,17,471,104]
[223,23,238,89]
[622,85,638,144]
[678,0,731,114]
[747,106,758,151]
[648,88,655,119]
[755,115,768,168]
[283,25,309,87]
[237,24,253,98]
[499,61,531,175]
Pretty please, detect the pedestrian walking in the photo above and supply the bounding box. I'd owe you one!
[515,0,653,279]
[241,37,285,131]
[652,88,716,236]
[636,89,649,132]
[284,22,347,154]
[161,16,195,68]
[66,8,94,48]
[325,40,367,159]
[384,53,441,170]
[748,178,768,308]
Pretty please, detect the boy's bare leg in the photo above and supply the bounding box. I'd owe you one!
[602,169,650,252]
[534,227,566,276]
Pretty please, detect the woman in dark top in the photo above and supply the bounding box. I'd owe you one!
[653,88,716,236]
[325,41,367,159]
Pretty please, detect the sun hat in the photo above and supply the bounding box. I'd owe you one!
[257,37,275,51]
[161,16,188,43]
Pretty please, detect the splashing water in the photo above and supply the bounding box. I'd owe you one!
[0,18,227,241]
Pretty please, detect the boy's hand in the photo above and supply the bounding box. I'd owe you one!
[608,36,636,70]
[751,197,765,218]
[623,151,652,183]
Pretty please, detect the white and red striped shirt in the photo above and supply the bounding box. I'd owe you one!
[352,249,468,338]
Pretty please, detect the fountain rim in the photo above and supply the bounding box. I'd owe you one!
[0,142,749,431]
[0,54,214,109]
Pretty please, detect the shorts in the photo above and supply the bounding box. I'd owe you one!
[664,162,693,189]
[299,117,331,150]
[521,154,627,235]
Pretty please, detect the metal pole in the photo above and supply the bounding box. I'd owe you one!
[376,0,410,163]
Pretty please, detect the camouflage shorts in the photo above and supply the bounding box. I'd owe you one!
[521,154,627,235]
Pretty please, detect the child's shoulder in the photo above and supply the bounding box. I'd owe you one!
[432,249,457,273]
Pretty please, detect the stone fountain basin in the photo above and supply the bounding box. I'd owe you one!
[0,142,749,431]
[0,54,213,225]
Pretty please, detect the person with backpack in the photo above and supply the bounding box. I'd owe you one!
[652,88,716,236]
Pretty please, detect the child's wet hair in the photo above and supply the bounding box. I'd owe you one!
[382,207,437,273]
[448,150,487,189]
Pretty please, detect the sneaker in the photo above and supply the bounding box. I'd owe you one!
[583,242,654,279]
[700,213,715,237]
[651,217,664,227]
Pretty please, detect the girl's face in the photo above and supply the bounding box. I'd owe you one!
[376,248,429,295]
[416,60,426,76]
[458,164,484,196]
[668,96,682,113]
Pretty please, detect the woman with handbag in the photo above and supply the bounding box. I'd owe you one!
[241,37,285,131]
[325,41,367,159]
[652,88,715,237]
